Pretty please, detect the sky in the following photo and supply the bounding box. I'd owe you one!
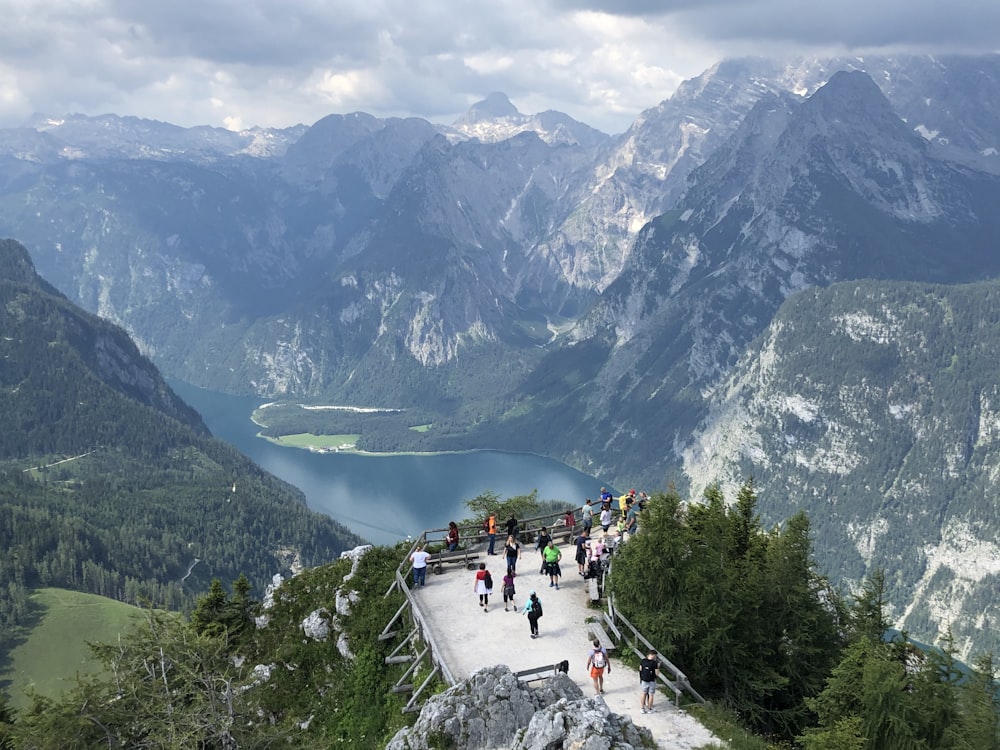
[0,0,996,136]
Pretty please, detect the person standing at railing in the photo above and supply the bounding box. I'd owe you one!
[447,521,459,552]
[581,498,594,533]
[563,508,575,530]
[486,514,498,555]
[410,545,431,588]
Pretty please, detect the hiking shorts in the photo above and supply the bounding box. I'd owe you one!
[590,666,605,679]
[641,680,656,695]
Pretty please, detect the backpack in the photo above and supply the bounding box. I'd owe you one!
[531,597,542,617]
[591,648,607,669]
[639,658,657,682]
[483,571,493,589]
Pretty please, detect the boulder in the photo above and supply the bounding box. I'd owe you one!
[385,664,652,750]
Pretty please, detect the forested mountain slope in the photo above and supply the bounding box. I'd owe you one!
[0,238,363,633]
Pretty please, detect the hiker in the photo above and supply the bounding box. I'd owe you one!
[486,514,498,555]
[599,487,613,509]
[581,498,594,532]
[574,529,590,576]
[502,570,517,611]
[522,590,543,638]
[410,544,431,588]
[600,506,613,535]
[543,539,562,589]
[474,562,493,612]
[535,526,552,573]
[639,649,660,713]
[506,513,519,540]
[504,534,521,575]
[586,639,611,694]
[446,521,459,551]
[625,501,640,538]
[563,508,575,529]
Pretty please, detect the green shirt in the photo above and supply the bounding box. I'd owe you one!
[543,544,561,563]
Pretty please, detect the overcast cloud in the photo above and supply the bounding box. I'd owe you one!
[0,0,996,135]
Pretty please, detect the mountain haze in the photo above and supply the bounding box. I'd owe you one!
[3,53,1000,655]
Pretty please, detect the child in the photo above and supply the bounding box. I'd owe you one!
[502,571,516,611]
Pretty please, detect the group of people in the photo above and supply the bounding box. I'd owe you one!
[586,641,662,714]
[409,493,664,718]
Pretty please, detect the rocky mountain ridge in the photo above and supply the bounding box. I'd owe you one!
[4,53,1000,656]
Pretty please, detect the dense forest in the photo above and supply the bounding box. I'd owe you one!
[0,239,363,639]
[611,481,1000,748]
[0,547,419,749]
[2,487,997,748]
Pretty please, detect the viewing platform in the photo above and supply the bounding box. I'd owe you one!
[382,512,717,749]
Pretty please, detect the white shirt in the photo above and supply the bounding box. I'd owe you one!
[411,549,432,569]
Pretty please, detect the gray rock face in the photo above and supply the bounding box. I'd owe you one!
[385,665,652,750]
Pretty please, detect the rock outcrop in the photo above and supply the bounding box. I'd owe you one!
[385,664,653,750]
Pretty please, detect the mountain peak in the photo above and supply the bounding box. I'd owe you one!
[467,92,519,119]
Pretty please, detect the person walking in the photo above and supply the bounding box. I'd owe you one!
[446,521,460,551]
[542,539,562,589]
[474,562,493,612]
[502,571,517,611]
[586,639,611,694]
[574,529,590,576]
[409,544,431,588]
[639,649,660,713]
[535,526,552,574]
[504,534,521,575]
[522,590,543,638]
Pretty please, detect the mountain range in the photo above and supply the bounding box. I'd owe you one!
[3,53,1000,656]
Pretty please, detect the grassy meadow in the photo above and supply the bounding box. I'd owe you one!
[1,588,140,710]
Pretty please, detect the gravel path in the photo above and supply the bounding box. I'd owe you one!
[409,551,722,749]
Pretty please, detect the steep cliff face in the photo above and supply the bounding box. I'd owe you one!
[683,279,1000,658]
[3,56,998,408]
[511,65,1000,488]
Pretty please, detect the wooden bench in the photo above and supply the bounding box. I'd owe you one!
[588,621,617,654]
[515,661,569,684]
[426,548,480,573]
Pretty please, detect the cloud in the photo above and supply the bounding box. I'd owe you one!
[0,0,995,135]
[554,0,1000,50]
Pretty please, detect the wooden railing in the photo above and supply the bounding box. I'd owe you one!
[597,545,707,706]
[378,506,706,712]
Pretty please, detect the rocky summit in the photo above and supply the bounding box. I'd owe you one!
[385,665,652,750]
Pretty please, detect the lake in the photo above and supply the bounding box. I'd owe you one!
[169,381,615,545]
